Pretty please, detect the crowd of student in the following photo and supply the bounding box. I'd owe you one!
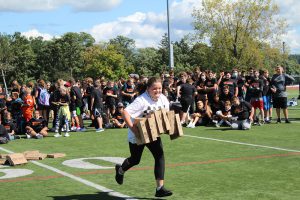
[172,65,295,130]
[0,65,296,143]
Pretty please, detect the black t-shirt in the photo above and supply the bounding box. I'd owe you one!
[195,80,207,94]
[0,124,9,139]
[85,85,94,104]
[27,117,47,132]
[248,78,264,98]
[219,78,237,95]
[205,78,217,90]
[210,101,221,114]
[219,92,233,104]
[11,98,23,117]
[195,107,207,116]
[122,84,135,103]
[180,83,196,98]
[58,94,70,105]
[70,86,82,107]
[236,76,246,97]
[262,77,271,96]
[50,89,61,109]
[231,101,252,120]
[112,110,124,123]
[2,120,17,133]
[103,86,117,105]
[91,88,103,109]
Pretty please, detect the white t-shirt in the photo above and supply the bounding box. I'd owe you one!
[125,91,170,144]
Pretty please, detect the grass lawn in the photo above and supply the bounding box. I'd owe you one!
[0,88,299,200]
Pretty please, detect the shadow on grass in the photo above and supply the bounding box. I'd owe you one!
[50,192,166,200]
[204,127,233,131]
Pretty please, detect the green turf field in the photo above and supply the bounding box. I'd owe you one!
[0,89,299,200]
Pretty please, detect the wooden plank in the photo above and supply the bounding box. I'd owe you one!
[39,153,47,160]
[161,109,171,132]
[0,159,6,165]
[146,114,158,142]
[175,114,184,136]
[170,114,184,140]
[0,154,8,159]
[23,150,41,160]
[6,153,28,166]
[154,110,165,134]
[135,118,150,145]
[47,153,66,158]
[167,110,175,135]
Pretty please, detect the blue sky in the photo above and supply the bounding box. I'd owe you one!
[1,0,300,53]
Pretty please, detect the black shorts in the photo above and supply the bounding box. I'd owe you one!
[273,97,287,109]
[180,97,193,112]
[93,108,103,118]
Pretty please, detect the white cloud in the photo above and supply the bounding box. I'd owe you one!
[281,29,300,54]
[88,0,201,48]
[118,12,146,23]
[0,0,122,12]
[275,0,300,26]
[21,29,53,40]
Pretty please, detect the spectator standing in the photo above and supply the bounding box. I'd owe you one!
[177,77,197,124]
[91,79,105,132]
[261,69,273,123]
[248,70,265,125]
[270,65,295,123]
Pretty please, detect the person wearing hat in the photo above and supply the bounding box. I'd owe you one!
[111,102,126,128]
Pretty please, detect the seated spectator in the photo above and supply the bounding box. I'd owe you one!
[25,110,48,139]
[0,124,9,144]
[2,112,19,140]
[219,85,233,106]
[210,93,221,115]
[230,96,254,130]
[111,102,126,128]
[187,100,212,128]
[215,100,232,127]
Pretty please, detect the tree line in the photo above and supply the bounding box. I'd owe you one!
[0,0,299,84]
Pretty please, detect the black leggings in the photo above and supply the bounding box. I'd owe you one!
[121,137,165,180]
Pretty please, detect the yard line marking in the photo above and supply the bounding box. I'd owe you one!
[1,152,300,183]
[184,135,300,153]
[0,147,137,200]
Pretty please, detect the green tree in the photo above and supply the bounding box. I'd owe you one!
[8,32,36,83]
[0,33,15,74]
[82,44,133,80]
[134,47,161,76]
[193,0,287,69]
[109,35,136,70]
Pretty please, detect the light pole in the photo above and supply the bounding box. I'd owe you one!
[167,0,174,70]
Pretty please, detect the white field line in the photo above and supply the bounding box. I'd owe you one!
[184,135,300,153]
[0,147,137,200]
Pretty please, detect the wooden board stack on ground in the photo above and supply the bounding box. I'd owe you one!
[6,153,28,166]
[47,153,66,158]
